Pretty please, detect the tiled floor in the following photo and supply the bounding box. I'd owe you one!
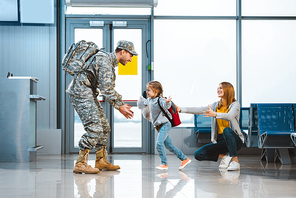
[0,154,296,198]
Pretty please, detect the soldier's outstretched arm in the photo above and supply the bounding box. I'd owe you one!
[119,104,134,119]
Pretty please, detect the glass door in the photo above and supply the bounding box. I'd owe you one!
[112,27,147,153]
[65,18,150,153]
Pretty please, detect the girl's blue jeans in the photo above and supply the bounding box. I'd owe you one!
[194,127,243,162]
[156,122,187,165]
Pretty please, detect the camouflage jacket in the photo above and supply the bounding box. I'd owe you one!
[66,51,124,110]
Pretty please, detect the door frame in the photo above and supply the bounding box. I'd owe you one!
[64,16,152,154]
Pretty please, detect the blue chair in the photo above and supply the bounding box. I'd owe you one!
[291,133,296,147]
[257,104,296,164]
[240,107,250,146]
[247,104,259,148]
[290,104,296,146]
[194,107,250,145]
[194,114,211,143]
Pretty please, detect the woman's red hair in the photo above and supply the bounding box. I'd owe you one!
[217,82,236,109]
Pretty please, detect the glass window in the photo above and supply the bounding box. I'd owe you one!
[242,0,296,16]
[154,0,236,16]
[66,7,151,15]
[114,29,142,101]
[74,111,83,148]
[242,20,296,107]
[74,28,103,47]
[154,20,236,127]
[114,107,142,148]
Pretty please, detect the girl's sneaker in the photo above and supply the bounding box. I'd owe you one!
[156,164,168,170]
[179,158,191,170]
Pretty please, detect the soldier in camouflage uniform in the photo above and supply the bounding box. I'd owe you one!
[68,40,137,174]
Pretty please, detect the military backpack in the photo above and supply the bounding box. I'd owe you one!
[62,40,101,76]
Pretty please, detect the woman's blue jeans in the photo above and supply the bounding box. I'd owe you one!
[194,127,243,162]
[156,122,187,165]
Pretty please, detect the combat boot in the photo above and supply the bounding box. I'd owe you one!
[73,149,100,174]
[95,146,120,171]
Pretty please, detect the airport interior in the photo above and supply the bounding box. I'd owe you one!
[1,0,296,197]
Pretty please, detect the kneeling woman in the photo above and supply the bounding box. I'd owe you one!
[176,82,244,171]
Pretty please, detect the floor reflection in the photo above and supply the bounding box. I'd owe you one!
[219,169,240,184]
[156,171,190,198]
[1,154,296,197]
[74,171,120,198]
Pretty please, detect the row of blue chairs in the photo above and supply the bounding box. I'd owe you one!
[194,107,250,143]
[194,103,296,164]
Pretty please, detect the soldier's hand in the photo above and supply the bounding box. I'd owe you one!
[119,104,134,119]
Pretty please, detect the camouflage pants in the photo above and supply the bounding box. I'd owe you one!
[69,93,110,151]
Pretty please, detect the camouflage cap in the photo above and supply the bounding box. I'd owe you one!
[116,40,138,56]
